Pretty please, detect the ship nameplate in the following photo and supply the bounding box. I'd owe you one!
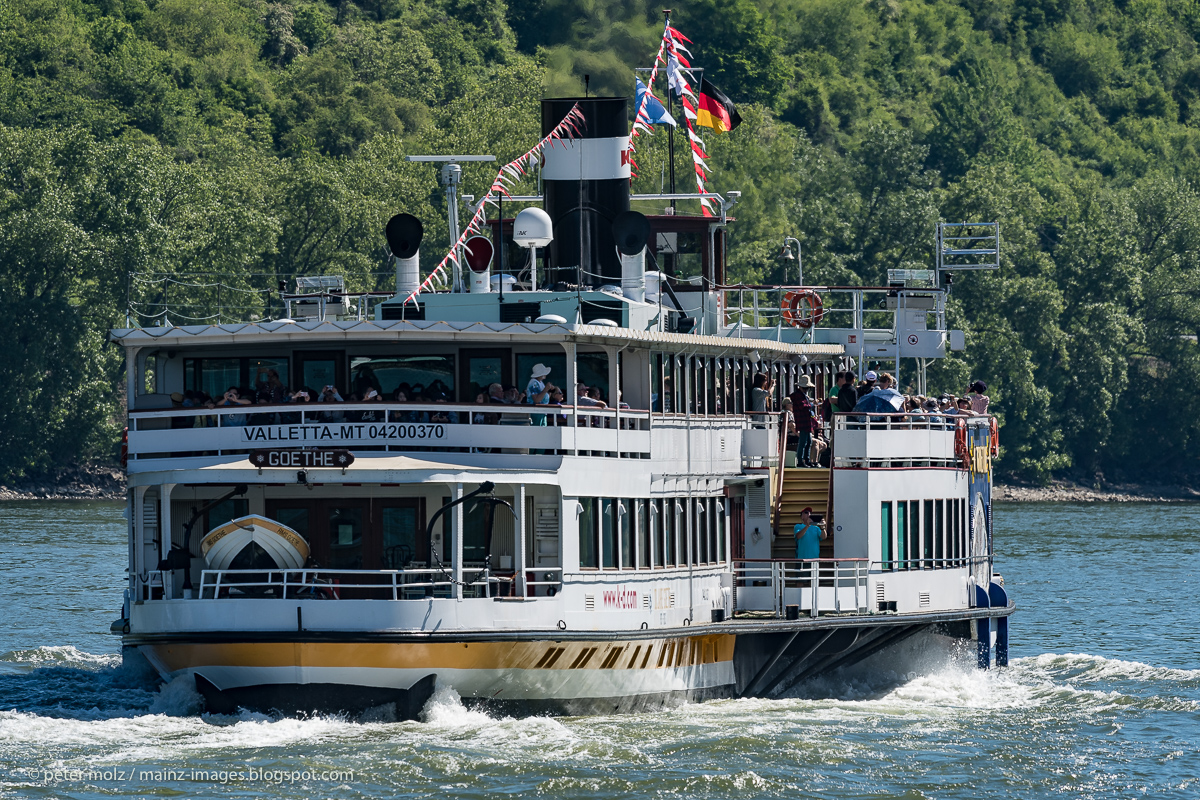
[248,449,356,469]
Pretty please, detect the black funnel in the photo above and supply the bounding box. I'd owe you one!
[541,97,630,287]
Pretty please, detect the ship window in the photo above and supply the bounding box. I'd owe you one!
[935,499,945,567]
[271,507,310,541]
[708,497,719,563]
[382,506,419,569]
[895,502,906,571]
[186,357,241,400]
[662,355,676,414]
[618,499,633,569]
[664,499,677,566]
[350,355,454,399]
[923,500,934,568]
[652,499,664,568]
[908,501,920,570]
[250,358,290,394]
[652,355,664,413]
[578,498,598,569]
[716,498,726,562]
[462,497,491,564]
[205,499,249,534]
[700,357,710,417]
[576,352,610,402]
[881,502,893,570]
[637,500,650,569]
[601,499,616,568]
[327,506,363,570]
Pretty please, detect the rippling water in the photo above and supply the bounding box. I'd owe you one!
[0,500,1197,799]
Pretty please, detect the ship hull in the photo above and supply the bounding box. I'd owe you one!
[127,606,1011,717]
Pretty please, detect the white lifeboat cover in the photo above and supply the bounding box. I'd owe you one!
[200,514,310,571]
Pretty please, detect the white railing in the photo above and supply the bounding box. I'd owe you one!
[195,566,564,600]
[832,412,991,466]
[732,558,869,617]
[126,402,653,461]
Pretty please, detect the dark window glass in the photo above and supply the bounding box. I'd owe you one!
[351,355,454,400]
[576,352,610,403]
[205,499,249,533]
[881,502,892,570]
[923,499,934,568]
[637,500,650,568]
[327,507,363,569]
[935,500,945,566]
[653,499,665,568]
[578,498,598,569]
[601,499,616,568]
[665,500,677,566]
[896,502,906,570]
[382,507,419,569]
[619,499,633,569]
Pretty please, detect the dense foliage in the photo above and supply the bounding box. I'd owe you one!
[1,0,1199,484]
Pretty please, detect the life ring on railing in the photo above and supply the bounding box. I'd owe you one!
[781,290,824,329]
[954,419,969,469]
[989,417,999,457]
[119,427,128,468]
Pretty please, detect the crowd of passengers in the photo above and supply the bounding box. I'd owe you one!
[763,371,991,468]
[167,364,624,428]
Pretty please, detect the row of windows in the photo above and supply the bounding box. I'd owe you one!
[578,496,727,570]
[651,353,831,416]
[880,499,969,571]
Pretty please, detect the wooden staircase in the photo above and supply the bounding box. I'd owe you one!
[772,467,834,559]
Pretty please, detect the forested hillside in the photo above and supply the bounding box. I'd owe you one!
[2,0,1199,484]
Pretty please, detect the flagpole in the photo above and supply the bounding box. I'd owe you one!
[664,10,677,216]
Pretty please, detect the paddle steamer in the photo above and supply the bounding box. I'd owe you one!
[109,97,1013,716]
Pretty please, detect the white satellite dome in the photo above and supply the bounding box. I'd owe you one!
[512,207,553,248]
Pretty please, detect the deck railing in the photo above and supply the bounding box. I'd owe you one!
[831,412,991,467]
[732,558,869,617]
[191,566,564,600]
[126,402,654,461]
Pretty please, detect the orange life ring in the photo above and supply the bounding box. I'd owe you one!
[781,290,824,329]
[954,419,969,469]
[989,417,999,457]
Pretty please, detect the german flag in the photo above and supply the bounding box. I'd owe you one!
[695,78,742,132]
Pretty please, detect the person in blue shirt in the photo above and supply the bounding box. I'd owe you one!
[794,507,826,560]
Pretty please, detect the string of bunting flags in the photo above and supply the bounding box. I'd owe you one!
[628,17,742,217]
[402,103,587,305]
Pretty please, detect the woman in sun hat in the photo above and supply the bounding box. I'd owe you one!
[526,363,552,427]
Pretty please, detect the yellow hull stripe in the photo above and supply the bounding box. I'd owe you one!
[145,636,735,673]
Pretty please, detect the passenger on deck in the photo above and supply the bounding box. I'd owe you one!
[358,388,383,422]
[790,375,816,467]
[750,373,772,426]
[780,397,798,455]
[968,381,990,415]
[956,398,977,416]
[837,372,858,413]
[526,363,552,427]
[219,386,251,426]
[263,369,289,404]
[794,507,827,560]
[857,370,877,399]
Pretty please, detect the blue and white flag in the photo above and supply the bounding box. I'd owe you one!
[635,79,676,127]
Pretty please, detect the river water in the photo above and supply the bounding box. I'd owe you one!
[0,500,1196,799]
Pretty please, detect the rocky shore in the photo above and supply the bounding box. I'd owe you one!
[0,465,125,501]
[994,481,1200,503]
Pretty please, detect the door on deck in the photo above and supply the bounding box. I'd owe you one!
[460,349,511,403]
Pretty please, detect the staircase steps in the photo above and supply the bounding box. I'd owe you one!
[773,467,834,560]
